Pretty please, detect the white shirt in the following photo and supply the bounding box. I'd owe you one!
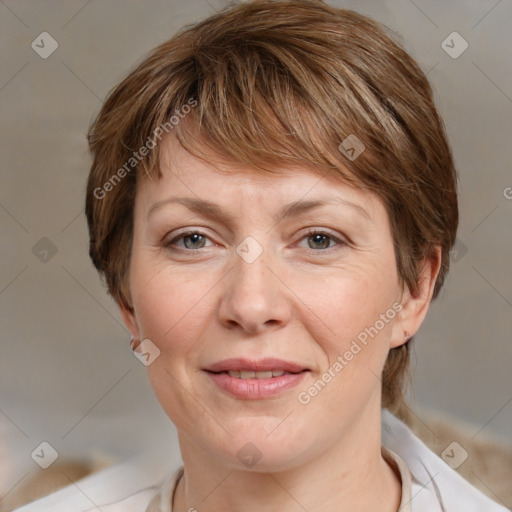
[14,410,509,512]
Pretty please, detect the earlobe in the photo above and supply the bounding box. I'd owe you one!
[390,246,442,348]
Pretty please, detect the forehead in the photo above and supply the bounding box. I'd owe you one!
[134,135,385,228]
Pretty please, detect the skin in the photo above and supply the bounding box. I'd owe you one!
[120,135,441,512]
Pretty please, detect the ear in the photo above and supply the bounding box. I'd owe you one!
[390,245,442,349]
[119,303,141,341]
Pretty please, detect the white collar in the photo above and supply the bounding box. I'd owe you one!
[381,409,509,511]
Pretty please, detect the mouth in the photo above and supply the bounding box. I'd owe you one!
[203,358,310,399]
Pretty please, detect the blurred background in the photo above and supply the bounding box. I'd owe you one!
[1,0,511,507]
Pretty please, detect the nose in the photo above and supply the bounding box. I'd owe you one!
[217,242,292,334]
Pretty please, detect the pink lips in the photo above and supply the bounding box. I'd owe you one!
[204,358,309,399]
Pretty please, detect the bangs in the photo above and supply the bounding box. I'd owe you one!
[135,33,392,190]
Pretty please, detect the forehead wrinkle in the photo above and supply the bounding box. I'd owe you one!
[146,195,373,226]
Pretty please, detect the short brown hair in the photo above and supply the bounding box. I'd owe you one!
[86,0,458,409]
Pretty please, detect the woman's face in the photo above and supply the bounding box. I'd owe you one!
[122,136,410,471]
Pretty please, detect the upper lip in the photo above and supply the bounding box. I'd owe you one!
[204,358,309,373]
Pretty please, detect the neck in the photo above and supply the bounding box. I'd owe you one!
[173,410,401,512]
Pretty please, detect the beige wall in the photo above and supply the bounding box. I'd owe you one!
[1,0,511,490]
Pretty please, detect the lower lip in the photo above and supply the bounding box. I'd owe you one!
[206,371,308,399]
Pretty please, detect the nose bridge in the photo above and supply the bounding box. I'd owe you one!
[234,236,271,294]
[218,235,289,332]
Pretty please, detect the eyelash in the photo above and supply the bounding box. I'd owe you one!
[164,228,347,255]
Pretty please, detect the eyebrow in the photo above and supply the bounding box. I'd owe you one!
[146,196,372,225]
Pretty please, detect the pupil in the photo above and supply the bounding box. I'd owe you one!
[185,234,205,249]
[310,234,329,249]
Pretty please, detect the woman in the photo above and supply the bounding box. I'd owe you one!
[16,1,508,511]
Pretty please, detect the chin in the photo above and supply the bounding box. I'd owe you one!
[208,423,314,473]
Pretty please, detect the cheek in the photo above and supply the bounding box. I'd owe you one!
[130,267,218,429]
[130,260,214,349]
[289,265,400,412]
[295,265,398,350]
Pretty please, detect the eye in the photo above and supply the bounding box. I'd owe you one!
[297,229,346,252]
[165,230,214,251]
[164,228,347,254]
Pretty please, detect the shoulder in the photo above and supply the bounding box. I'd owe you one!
[382,410,510,512]
[11,450,181,512]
